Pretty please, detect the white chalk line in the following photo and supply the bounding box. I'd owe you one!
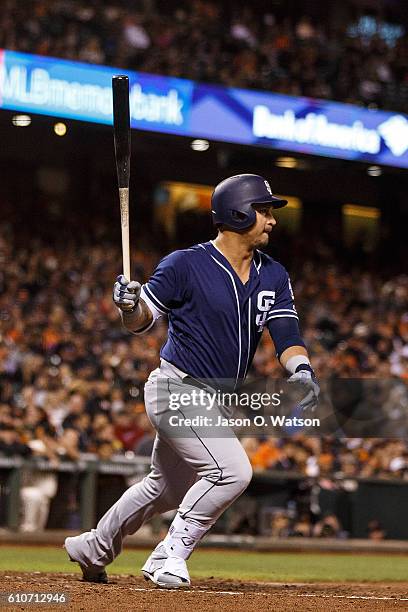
[295,594,408,601]
[130,588,244,596]
[129,587,408,601]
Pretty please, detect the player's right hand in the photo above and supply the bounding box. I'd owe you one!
[113,275,141,312]
[287,370,320,411]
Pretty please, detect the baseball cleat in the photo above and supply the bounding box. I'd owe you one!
[141,542,168,581]
[150,556,191,589]
[64,536,108,584]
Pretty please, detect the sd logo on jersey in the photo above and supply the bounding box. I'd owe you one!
[255,284,297,332]
[255,291,276,331]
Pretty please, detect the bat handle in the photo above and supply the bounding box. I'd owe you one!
[119,187,131,280]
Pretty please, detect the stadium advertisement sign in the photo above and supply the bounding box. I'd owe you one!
[191,85,408,168]
[1,49,408,168]
[0,50,192,133]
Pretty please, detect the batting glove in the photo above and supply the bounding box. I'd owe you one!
[113,275,141,312]
[287,369,320,411]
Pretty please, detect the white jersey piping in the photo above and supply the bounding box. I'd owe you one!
[209,254,242,389]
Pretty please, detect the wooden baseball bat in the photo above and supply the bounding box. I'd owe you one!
[112,75,131,281]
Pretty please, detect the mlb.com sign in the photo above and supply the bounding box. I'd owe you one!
[0,64,113,116]
[0,50,189,130]
[252,105,408,158]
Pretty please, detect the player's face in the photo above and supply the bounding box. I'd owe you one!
[248,205,277,247]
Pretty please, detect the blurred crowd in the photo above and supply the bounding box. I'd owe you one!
[0,233,160,464]
[266,512,385,540]
[244,437,408,480]
[1,0,408,111]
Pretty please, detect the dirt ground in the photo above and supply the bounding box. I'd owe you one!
[0,572,407,612]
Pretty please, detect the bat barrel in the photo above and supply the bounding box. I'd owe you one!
[112,75,131,189]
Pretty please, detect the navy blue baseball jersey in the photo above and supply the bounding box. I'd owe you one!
[139,241,301,388]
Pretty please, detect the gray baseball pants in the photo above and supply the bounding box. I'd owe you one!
[74,359,252,567]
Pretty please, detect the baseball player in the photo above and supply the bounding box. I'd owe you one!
[65,174,319,587]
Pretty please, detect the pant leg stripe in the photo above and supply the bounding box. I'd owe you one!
[175,405,223,520]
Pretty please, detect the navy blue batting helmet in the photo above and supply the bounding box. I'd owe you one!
[211,174,287,230]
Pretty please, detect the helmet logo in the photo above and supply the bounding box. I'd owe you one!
[264,180,272,195]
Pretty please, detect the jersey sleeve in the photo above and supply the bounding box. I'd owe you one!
[267,266,304,356]
[142,251,188,316]
[268,267,299,321]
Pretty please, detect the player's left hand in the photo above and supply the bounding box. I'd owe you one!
[113,274,141,312]
[287,370,320,411]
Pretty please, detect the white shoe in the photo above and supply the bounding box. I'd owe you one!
[150,556,191,589]
[141,542,168,581]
